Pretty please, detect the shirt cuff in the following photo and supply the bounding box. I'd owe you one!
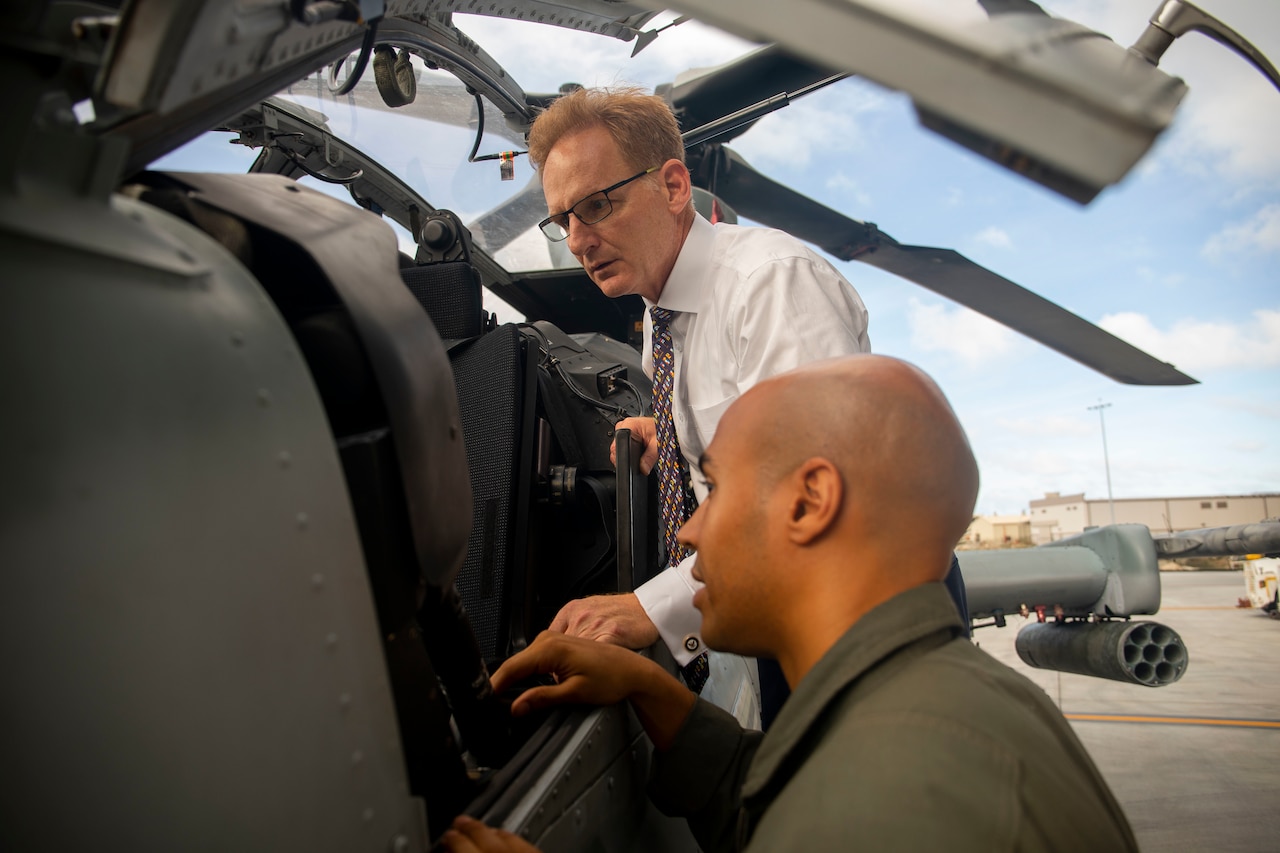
[635,554,705,666]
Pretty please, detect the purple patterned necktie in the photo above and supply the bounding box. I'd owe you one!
[652,306,709,694]
[650,306,694,567]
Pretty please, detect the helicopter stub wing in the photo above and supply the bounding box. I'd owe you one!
[697,144,1197,386]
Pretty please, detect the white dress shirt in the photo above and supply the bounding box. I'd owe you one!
[634,214,871,664]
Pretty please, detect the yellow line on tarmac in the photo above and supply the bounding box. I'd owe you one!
[1065,713,1280,729]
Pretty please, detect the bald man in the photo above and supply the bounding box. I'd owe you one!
[442,355,1137,853]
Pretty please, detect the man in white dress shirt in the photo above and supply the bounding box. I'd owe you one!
[527,86,964,720]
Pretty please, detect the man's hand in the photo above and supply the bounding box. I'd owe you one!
[440,815,541,853]
[491,632,657,716]
[548,593,659,649]
[611,416,658,475]
[491,632,696,750]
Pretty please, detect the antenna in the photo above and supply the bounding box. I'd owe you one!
[1088,401,1116,525]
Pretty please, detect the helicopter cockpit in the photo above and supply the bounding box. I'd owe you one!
[6,2,1276,851]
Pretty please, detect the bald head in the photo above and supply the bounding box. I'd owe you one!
[734,354,978,582]
[677,355,975,678]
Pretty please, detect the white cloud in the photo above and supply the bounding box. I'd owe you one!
[1161,67,1280,186]
[1135,266,1186,288]
[732,87,887,169]
[1222,397,1280,420]
[825,171,872,206]
[1099,308,1280,370]
[996,415,1093,438]
[1026,449,1085,480]
[970,448,1094,516]
[1230,439,1265,453]
[906,297,1018,366]
[1202,203,1280,257]
[974,226,1013,250]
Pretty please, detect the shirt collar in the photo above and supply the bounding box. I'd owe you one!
[741,583,965,799]
[645,212,714,315]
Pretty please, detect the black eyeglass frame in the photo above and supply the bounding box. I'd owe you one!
[538,166,659,241]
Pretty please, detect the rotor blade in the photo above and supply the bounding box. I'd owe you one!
[858,244,1195,385]
[694,145,883,257]
[662,44,839,141]
[466,170,547,256]
[701,146,1196,386]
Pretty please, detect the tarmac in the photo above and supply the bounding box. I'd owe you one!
[976,570,1279,852]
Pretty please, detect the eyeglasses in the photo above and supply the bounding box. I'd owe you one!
[539,166,659,241]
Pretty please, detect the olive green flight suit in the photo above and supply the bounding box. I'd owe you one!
[649,583,1139,852]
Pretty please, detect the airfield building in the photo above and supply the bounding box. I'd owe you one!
[1028,491,1280,544]
[961,514,1033,548]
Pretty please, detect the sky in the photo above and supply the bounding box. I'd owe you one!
[454,0,1280,516]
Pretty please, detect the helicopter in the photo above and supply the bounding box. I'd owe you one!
[3,1,1278,851]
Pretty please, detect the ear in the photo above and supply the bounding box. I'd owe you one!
[786,458,842,546]
[659,159,692,214]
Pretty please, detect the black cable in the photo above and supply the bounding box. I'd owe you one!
[279,147,364,184]
[615,376,647,415]
[466,91,485,163]
[466,91,528,164]
[554,359,633,419]
[329,17,380,95]
[522,324,640,419]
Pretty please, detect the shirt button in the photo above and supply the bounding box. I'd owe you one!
[684,636,701,653]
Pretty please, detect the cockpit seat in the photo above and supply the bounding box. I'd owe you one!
[401,208,489,341]
[401,262,485,340]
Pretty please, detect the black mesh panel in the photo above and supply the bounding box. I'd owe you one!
[402,263,484,339]
[449,325,523,660]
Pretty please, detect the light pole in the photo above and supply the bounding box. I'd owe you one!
[1088,400,1116,525]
